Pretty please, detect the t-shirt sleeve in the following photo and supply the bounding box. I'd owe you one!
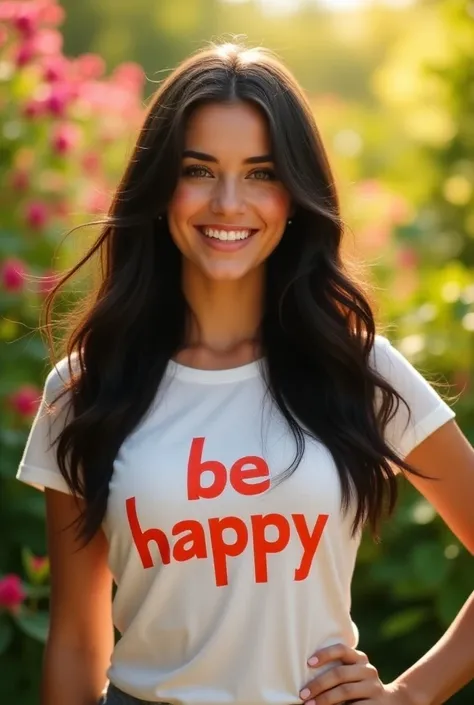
[16,356,77,495]
[371,335,456,461]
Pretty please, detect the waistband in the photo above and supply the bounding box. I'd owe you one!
[101,682,171,704]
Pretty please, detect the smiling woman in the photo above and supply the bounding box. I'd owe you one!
[168,101,292,280]
[15,41,474,705]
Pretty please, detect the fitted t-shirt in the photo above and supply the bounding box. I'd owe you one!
[17,335,455,705]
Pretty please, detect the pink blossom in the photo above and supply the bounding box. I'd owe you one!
[14,6,39,38]
[22,96,47,119]
[10,169,30,191]
[33,28,62,56]
[75,53,105,80]
[0,575,26,613]
[51,122,81,155]
[0,2,17,22]
[25,200,49,230]
[1,257,27,292]
[42,55,68,82]
[30,555,49,572]
[10,385,42,417]
[45,83,72,117]
[38,2,65,26]
[112,62,145,90]
[15,40,35,67]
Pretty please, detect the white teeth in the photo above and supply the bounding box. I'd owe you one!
[201,227,253,241]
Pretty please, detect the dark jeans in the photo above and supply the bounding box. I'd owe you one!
[100,682,171,704]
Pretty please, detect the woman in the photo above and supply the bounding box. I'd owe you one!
[17,43,474,705]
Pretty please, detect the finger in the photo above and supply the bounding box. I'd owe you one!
[307,643,369,668]
[311,679,376,705]
[299,663,369,701]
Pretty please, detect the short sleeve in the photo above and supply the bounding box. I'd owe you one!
[371,335,456,461]
[16,356,78,495]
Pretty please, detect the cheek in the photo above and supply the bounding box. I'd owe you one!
[253,188,291,226]
[168,183,206,221]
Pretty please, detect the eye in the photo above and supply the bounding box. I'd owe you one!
[248,168,276,181]
[182,164,213,178]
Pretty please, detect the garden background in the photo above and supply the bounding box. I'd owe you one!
[0,0,473,703]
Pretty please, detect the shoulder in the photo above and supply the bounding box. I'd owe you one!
[369,334,405,378]
[43,352,81,402]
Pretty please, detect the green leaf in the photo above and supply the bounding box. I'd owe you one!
[13,610,49,643]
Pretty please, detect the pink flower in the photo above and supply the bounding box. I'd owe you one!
[45,83,72,117]
[22,97,47,119]
[0,2,17,22]
[1,258,27,292]
[15,40,36,67]
[113,62,145,91]
[10,385,42,417]
[25,200,49,231]
[14,7,39,38]
[0,575,26,613]
[33,28,62,56]
[42,55,68,82]
[51,122,81,155]
[75,53,105,80]
[38,2,65,27]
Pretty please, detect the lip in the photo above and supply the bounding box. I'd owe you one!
[195,224,259,231]
[194,225,258,252]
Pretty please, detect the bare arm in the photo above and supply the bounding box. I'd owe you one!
[394,419,474,705]
[42,489,114,705]
[391,591,474,705]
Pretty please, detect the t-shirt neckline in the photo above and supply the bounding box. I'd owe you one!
[166,358,264,384]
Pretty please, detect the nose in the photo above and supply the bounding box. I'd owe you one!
[210,175,246,216]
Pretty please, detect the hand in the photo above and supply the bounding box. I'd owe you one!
[299,643,410,705]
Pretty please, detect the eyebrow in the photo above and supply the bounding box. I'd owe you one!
[182,149,273,165]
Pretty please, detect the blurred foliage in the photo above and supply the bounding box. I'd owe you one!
[0,0,473,703]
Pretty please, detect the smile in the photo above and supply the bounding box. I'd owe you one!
[198,227,257,242]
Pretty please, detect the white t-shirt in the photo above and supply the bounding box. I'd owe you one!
[17,335,455,705]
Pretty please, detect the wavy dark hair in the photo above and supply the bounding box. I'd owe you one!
[44,42,420,545]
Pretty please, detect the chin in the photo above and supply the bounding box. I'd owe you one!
[206,270,249,282]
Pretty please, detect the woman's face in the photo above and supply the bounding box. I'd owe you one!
[167,101,292,281]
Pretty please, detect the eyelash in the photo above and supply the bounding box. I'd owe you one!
[182,165,276,181]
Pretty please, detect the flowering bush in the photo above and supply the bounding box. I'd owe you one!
[0,1,144,700]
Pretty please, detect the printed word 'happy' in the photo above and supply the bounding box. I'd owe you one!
[126,437,329,587]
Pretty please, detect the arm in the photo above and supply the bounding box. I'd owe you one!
[391,592,474,705]
[42,488,114,705]
[391,418,474,705]
[299,419,474,705]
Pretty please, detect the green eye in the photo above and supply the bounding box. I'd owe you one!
[249,169,276,181]
[183,165,212,178]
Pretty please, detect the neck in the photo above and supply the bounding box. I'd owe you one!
[180,262,264,361]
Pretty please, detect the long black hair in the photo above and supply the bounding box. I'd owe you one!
[44,43,419,544]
